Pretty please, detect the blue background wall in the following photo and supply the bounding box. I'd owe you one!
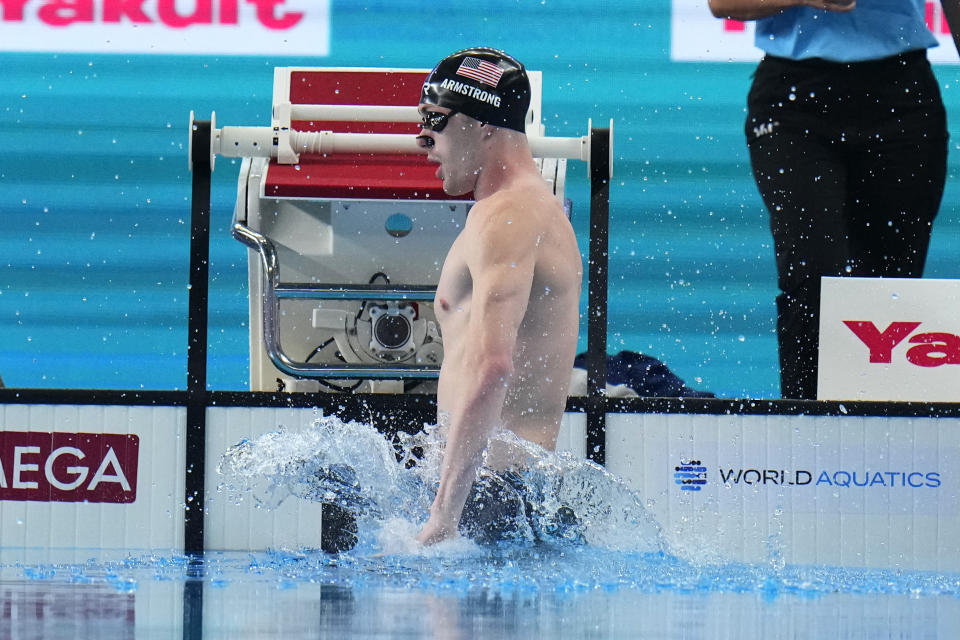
[2,1,958,397]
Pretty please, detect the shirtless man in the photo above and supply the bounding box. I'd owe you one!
[413,48,583,545]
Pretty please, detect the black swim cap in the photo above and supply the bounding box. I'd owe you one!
[421,47,530,133]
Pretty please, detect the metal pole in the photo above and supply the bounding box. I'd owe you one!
[586,126,610,466]
[185,118,211,556]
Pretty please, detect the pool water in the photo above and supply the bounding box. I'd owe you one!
[3,546,960,639]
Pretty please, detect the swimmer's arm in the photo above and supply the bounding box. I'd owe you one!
[417,206,536,545]
[708,0,854,20]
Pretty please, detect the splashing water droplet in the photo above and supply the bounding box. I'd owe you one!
[218,415,664,553]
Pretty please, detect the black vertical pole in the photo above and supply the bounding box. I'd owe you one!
[185,118,211,557]
[586,126,610,465]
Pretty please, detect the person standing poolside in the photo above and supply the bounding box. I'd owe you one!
[708,0,949,399]
[414,48,583,545]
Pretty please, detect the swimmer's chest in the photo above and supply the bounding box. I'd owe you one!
[434,233,473,322]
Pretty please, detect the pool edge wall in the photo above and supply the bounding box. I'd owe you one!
[1,393,958,573]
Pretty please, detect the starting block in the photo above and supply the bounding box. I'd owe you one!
[190,65,604,393]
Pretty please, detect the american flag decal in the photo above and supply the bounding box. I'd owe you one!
[456,57,504,87]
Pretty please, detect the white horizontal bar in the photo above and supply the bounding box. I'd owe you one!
[291,130,421,155]
[530,136,589,162]
[213,126,589,162]
[289,104,421,123]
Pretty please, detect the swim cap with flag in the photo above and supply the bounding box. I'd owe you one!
[421,47,531,133]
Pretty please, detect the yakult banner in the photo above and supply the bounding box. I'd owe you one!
[0,0,329,55]
[671,0,960,64]
[818,277,960,402]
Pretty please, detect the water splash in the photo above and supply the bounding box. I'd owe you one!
[217,414,664,553]
[218,416,430,523]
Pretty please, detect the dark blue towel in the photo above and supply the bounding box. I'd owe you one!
[573,351,714,398]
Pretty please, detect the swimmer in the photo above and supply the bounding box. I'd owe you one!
[414,48,583,546]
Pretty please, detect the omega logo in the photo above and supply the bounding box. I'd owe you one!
[0,432,139,503]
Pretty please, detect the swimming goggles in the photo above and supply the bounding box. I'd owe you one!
[420,110,457,133]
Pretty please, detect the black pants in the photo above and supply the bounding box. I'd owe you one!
[746,50,948,399]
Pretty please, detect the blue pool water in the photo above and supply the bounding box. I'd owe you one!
[4,545,960,639]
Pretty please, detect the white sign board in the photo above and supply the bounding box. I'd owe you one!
[818,277,960,402]
[608,412,960,572]
[0,404,186,550]
[0,0,330,56]
[671,0,960,64]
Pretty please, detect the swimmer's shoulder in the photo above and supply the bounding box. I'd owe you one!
[467,190,537,239]
[474,178,564,228]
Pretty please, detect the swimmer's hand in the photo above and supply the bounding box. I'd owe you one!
[415,514,458,546]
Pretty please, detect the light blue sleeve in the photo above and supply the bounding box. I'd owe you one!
[755,0,937,62]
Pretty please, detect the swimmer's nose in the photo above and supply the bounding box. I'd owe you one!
[416,134,434,149]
